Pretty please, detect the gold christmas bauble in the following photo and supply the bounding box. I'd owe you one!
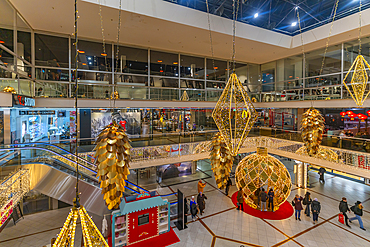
[235,147,292,210]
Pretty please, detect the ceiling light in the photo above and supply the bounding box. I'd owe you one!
[254,13,258,18]
[78,50,85,54]
[295,6,298,10]
[157,60,162,63]
[291,22,297,27]
[0,41,4,44]
[173,62,178,65]
[101,53,107,56]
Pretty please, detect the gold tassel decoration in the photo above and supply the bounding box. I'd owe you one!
[94,121,131,210]
[210,133,234,189]
[301,107,325,156]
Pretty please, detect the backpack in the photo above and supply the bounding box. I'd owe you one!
[291,200,295,207]
[350,205,355,212]
[303,197,307,205]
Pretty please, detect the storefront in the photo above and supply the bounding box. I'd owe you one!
[10,107,74,143]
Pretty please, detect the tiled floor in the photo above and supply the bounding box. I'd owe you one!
[1,160,370,247]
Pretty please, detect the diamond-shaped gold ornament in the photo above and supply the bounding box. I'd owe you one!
[212,73,258,156]
[343,55,370,106]
[180,91,189,101]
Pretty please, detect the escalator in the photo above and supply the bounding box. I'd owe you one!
[0,145,148,216]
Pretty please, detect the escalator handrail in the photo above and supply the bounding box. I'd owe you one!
[125,180,149,192]
[6,142,96,166]
[0,147,96,174]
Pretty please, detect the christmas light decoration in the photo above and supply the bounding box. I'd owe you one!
[210,133,234,189]
[212,73,258,156]
[301,107,325,156]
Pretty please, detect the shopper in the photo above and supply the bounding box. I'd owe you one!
[349,201,366,231]
[190,196,198,221]
[237,188,244,211]
[260,188,268,212]
[197,192,207,216]
[293,194,304,221]
[255,187,261,207]
[225,177,232,196]
[339,197,351,228]
[311,198,321,224]
[319,167,326,183]
[184,197,189,225]
[198,180,206,193]
[268,188,275,212]
[303,192,312,217]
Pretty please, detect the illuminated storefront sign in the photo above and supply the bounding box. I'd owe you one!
[12,95,35,107]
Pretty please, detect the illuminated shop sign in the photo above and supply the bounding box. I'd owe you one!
[19,110,56,115]
[12,95,35,107]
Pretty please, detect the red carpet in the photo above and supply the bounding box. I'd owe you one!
[231,192,294,220]
[127,228,180,247]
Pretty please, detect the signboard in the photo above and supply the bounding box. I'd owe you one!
[12,95,35,107]
[19,110,55,115]
[0,200,13,228]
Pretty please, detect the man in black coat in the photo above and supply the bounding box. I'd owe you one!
[339,197,351,228]
[225,177,232,196]
[197,192,208,215]
[319,167,326,183]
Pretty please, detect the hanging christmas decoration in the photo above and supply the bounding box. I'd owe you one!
[210,133,234,189]
[343,55,370,106]
[343,0,370,106]
[94,122,131,210]
[235,147,292,211]
[212,73,258,156]
[111,90,119,100]
[301,107,325,156]
[54,0,108,245]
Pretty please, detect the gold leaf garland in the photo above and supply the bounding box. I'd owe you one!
[301,107,325,156]
[210,133,234,189]
[94,122,131,210]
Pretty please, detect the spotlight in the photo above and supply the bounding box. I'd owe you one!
[291,22,297,27]
[295,6,298,10]
[254,13,258,18]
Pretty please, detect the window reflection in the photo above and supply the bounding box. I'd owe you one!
[206,59,227,81]
[180,55,204,79]
[150,51,178,77]
[35,34,69,68]
[114,46,148,75]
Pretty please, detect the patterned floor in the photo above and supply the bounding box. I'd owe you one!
[0,162,370,247]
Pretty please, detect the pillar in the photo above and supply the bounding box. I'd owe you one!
[294,161,308,188]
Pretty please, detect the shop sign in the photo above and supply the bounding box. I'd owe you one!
[19,110,56,115]
[13,95,35,107]
[0,200,13,228]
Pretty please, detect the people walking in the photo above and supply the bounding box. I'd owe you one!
[349,201,366,231]
[225,177,232,196]
[190,196,198,221]
[339,197,351,228]
[197,192,207,215]
[237,188,244,211]
[260,188,267,212]
[303,192,312,217]
[311,198,321,224]
[319,167,326,183]
[255,187,261,207]
[198,180,206,193]
[268,188,275,212]
[293,194,303,221]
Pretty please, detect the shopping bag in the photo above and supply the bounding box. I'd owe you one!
[338,213,344,224]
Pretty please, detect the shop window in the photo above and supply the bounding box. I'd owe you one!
[0,0,15,51]
[114,45,148,75]
[35,34,69,68]
[206,59,227,81]
[150,50,178,77]
[180,55,204,79]
[305,45,341,77]
[72,40,112,72]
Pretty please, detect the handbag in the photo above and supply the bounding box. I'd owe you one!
[338,213,344,224]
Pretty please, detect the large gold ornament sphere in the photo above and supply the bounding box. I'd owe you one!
[235,147,292,210]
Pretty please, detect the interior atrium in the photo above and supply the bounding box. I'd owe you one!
[1,0,370,246]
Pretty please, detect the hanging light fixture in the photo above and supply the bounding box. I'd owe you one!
[53,1,108,246]
[340,112,346,117]
[343,0,370,106]
[301,107,325,156]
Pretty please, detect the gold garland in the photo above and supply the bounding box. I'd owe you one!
[94,122,131,210]
[210,133,234,189]
[301,107,325,156]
